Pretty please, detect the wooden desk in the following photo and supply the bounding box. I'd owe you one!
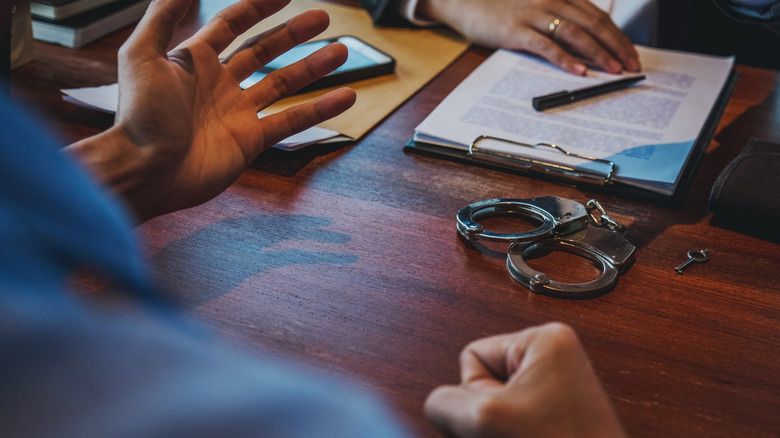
[10,2,780,436]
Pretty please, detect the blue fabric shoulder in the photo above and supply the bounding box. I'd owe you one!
[0,95,411,438]
[0,95,153,300]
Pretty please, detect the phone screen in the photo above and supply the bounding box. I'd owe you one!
[240,36,395,91]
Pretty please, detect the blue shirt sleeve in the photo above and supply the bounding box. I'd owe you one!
[0,94,410,438]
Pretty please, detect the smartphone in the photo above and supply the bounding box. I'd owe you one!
[240,36,395,93]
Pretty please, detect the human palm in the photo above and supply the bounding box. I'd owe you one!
[72,0,355,221]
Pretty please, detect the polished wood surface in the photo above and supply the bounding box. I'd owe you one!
[10,1,780,436]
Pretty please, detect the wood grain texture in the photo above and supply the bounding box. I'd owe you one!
[10,1,780,436]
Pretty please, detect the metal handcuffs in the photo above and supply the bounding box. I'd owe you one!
[456,196,635,297]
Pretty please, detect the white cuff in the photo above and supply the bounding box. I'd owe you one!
[398,0,439,26]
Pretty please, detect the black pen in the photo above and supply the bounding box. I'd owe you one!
[532,75,646,111]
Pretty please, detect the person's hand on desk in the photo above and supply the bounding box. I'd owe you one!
[425,322,627,438]
[66,0,356,223]
[416,0,641,75]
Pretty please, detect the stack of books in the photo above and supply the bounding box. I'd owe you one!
[31,0,151,48]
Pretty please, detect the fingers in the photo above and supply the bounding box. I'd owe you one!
[424,323,597,438]
[223,9,332,83]
[425,385,497,438]
[245,42,349,108]
[122,0,193,60]
[551,0,640,73]
[458,327,538,385]
[457,322,584,389]
[545,20,624,74]
[424,326,551,438]
[257,87,356,148]
[191,0,293,56]
[516,32,591,75]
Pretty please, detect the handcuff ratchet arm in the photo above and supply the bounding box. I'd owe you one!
[456,196,588,243]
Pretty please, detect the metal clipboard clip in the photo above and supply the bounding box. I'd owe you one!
[468,135,616,186]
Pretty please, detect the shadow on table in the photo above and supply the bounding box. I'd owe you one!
[149,214,359,309]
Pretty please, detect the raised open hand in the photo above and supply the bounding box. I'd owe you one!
[68,0,356,222]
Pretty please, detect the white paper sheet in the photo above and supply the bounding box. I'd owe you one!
[61,83,344,151]
[413,46,734,195]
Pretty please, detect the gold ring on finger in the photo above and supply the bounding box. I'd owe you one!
[548,18,563,38]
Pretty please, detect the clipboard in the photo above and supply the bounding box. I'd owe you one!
[404,69,738,206]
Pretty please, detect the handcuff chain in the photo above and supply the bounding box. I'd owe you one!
[585,199,627,236]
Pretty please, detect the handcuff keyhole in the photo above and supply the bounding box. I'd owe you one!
[523,248,603,284]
